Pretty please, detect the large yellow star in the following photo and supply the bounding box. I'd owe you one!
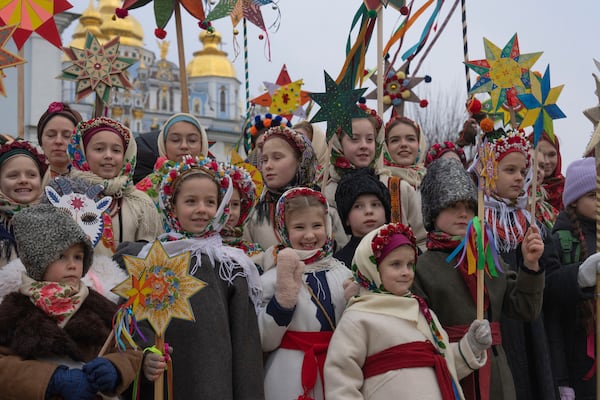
[112,241,206,337]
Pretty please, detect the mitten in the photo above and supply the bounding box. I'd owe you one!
[577,252,600,287]
[558,386,575,400]
[45,366,97,400]
[83,357,119,393]
[275,248,304,309]
[465,319,492,354]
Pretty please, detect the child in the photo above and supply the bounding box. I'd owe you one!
[259,187,352,400]
[222,163,264,271]
[528,148,558,231]
[324,222,491,399]
[414,157,546,400]
[535,132,564,211]
[334,167,391,267]
[245,113,292,168]
[545,157,600,399]
[0,139,48,266]
[69,117,161,256]
[383,115,428,188]
[473,129,557,399]
[118,155,264,399]
[0,204,142,399]
[36,101,82,183]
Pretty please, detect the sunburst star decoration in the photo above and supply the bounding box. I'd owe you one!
[477,141,497,196]
[0,25,25,97]
[59,32,136,105]
[466,33,542,114]
[112,241,206,337]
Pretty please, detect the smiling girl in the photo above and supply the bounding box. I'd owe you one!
[259,187,351,400]
[69,117,160,256]
[383,116,427,189]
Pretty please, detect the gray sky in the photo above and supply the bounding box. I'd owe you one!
[67,0,600,172]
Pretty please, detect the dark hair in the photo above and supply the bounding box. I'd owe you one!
[172,171,221,206]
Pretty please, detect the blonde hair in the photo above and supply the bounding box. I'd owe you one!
[285,195,326,224]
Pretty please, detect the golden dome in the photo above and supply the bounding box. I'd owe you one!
[97,0,144,48]
[65,0,105,52]
[187,31,237,79]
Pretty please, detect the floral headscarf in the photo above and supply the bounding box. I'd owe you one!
[68,117,136,197]
[157,113,209,159]
[532,131,564,211]
[159,155,232,238]
[224,163,257,230]
[424,141,467,168]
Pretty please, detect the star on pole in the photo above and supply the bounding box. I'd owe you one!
[0,24,25,97]
[310,70,367,141]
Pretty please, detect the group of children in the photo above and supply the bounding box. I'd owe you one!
[0,98,597,400]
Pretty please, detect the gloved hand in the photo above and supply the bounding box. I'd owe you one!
[45,366,97,400]
[343,278,360,301]
[275,248,305,309]
[465,319,492,354]
[558,386,575,400]
[577,252,600,287]
[83,357,119,393]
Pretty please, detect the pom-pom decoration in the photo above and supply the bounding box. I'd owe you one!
[0,25,26,97]
[112,240,206,337]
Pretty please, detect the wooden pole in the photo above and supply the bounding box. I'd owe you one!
[154,335,164,400]
[376,8,385,172]
[528,146,540,221]
[174,1,190,114]
[595,145,600,399]
[17,48,24,139]
[97,330,114,357]
[477,187,484,320]
[94,95,104,119]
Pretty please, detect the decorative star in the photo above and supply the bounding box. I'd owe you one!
[363,0,406,11]
[250,64,311,121]
[466,33,542,114]
[481,94,526,126]
[365,60,428,116]
[59,32,136,105]
[0,24,25,97]
[517,65,566,145]
[0,0,72,49]
[310,70,367,141]
[583,59,600,130]
[120,0,206,37]
[477,141,497,196]
[112,241,206,337]
[69,195,85,210]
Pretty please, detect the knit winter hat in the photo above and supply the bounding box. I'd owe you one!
[12,204,93,281]
[335,168,391,234]
[37,102,82,145]
[421,157,477,232]
[563,157,596,207]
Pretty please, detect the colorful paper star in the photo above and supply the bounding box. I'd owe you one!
[206,0,273,32]
[466,33,542,114]
[310,70,367,141]
[112,241,206,337]
[0,24,25,97]
[120,0,206,36]
[0,0,72,49]
[481,94,526,126]
[517,65,566,145]
[477,141,497,196]
[250,64,311,120]
[59,32,136,105]
[365,60,428,116]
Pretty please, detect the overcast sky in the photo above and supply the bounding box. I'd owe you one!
[66,0,600,172]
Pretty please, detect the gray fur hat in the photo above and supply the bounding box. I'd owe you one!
[12,204,94,281]
[421,157,477,232]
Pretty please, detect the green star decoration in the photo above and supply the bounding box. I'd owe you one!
[310,70,367,141]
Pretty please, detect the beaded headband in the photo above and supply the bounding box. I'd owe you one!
[76,117,131,148]
[487,129,531,166]
[261,125,309,155]
[0,139,48,175]
[371,223,417,263]
[425,141,467,167]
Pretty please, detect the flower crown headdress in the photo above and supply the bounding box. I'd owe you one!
[425,141,467,167]
[75,117,131,148]
[0,139,48,174]
[486,128,531,167]
[224,163,257,227]
[371,222,417,263]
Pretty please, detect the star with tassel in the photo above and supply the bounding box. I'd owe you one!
[0,25,25,97]
[59,32,136,105]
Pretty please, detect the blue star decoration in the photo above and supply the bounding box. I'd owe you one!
[310,70,367,141]
[517,65,566,146]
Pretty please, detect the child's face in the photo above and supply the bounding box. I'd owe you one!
[340,119,376,168]
[173,175,219,233]
[378,245,415,296]
[575,191,596,220]
[226,188,241,229]
[386,122,419,166]
[165,121,203,161]
[43,243,85,289]
[494,152,527,200]
[346,194,386,237]
[537,139,558,178]
[261,137,298,190]
[286,206,327,251]
[85,130,125,179]
[0,155,42,204]
[435,201,474,237]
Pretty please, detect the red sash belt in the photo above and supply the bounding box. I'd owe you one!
[362,340,456,400]
[280,330,333,400]
[444,322,502,400]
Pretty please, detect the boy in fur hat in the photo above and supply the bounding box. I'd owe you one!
[413,157,546,400]
[334,167,391,268]
[0,204,142,400]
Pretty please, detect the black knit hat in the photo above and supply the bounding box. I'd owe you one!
[335,168,391,234]
[421,157,477,232]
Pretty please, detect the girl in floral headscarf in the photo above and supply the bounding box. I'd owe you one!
[68,117,161,256]
[383,116,428,188]
[536,132,564,211]
[116,155,264,399]
[259,187,351,400]
[324,223,490,400]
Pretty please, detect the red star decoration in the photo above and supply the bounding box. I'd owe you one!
[70,195,85,210]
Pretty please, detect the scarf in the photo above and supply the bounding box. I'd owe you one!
[382,156,427,189]
[19,274,89,328]
[427,230,490,311]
